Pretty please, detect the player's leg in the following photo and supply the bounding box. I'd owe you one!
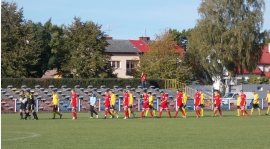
[72,107,76,119]
[250,106,254,115]
[174,106,179,118]
[196,106,201,117]
[145,109,149,117]
[124,106,129,119]
[266,104,270,115]
[257,106,261,116]
[158,107,163,118]
[166,108,171,118]
[19,108,24,120]
[182,105,186,116]
[218,106,222,116]
[237,106,240,116]
[90,105,94,118]
[201,104,204,116]
[139,108,145,119]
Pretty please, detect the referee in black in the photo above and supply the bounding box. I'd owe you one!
[25,90,39,120]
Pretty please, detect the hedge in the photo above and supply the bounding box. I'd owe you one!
[1,78,165,89]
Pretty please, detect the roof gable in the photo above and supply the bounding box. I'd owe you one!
[259,45,270,64]
[129,40,149,52]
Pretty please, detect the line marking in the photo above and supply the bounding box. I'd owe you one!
[1,131,40,141]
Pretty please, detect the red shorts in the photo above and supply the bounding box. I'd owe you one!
[160,104,168,109]
[177,104,183,109]
[142,104,149,110]
[105,105,110,110]
[194,104,200,108]
[72,105,77,109]
[123,104,128,108]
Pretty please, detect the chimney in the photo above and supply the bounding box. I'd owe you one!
[106,36,113,40]
[139,36,150,41]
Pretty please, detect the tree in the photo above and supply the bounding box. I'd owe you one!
[62,17,116,78]
[188,0,267,81]
[136,30,191,83]
[169,28,193,51]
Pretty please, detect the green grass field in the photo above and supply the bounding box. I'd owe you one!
[1,110,270,149]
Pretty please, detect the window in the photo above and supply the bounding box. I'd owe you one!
[126,61,134,69]
[257,86,263,91]
[110,61,120,69]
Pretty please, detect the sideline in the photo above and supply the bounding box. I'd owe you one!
[1,131,40,141]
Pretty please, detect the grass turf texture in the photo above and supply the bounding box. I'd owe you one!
[1,111,269,149]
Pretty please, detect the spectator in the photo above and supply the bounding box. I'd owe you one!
[141,72,147,89]
[89,91,98,118]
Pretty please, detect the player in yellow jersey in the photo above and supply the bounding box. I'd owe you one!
[199,90,205,116]
[250,91,261,116]
[265,89,270,115]
[146,92,157,118]
[182,92,187,116]
[236,94,241,116]
[109,90,119,118]
[50,90,62,119]
[128,89,135,118]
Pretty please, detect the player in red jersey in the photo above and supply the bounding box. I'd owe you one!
[139,90,149,119]
[123,90,129,119]
[158,91,171,118]
[174,90,186,118]
[194,90,201,118]
[240,90,249,116]
[70,89,78,120]
[103,91,114,119]
[213,90,222,117]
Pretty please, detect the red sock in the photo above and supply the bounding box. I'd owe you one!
[195,110,198,116]
[240,110,243,116]
[150,111,153,117]
[72,112,75,118]
[219,110,222,116]
[181,110,186,116]
[140,111,145,118]
[159,111,162,117]
[244,110,248,114]
[125,110,129,117]
[197,110,200,116]
[167,111,171,117]
[214,109,217,115]
[104,110,108,116]
[75,112,77,118]
[174,111,179,117]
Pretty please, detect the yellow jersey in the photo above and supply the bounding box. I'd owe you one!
[183,93,187,104]
[129,93,134,105]
[267,93,270,103]
[237,96,241,106]
[149,95,154,106]
[200,94,204,104]
[253,93,259,104]
[110,93,116,105]
[52,93,59,105]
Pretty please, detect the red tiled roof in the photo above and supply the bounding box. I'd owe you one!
[262,72,270,78]
[259,45,270,64]
[42,69,57,78]
[237,66,262,75]
[129,40,149,52]
[174,44,186,54]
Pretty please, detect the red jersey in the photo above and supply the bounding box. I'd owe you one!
[194,93,201,106]
[144,94,149,105]
[161,94,168,105]
[104,95,111,107]
[71,93,77,107]
[176,93,183,106]
[214,94,221,106]
[141,74,146,82]
[240,93,246,106]
[123,93,129,106]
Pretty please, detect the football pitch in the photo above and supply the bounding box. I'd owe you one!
[1,111,270,149]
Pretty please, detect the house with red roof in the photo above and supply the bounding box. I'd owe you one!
[257,43,270,78]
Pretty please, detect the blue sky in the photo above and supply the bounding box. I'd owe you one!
[6,0,270,40]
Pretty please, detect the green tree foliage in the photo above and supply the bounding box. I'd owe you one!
[169,28,193,51]
[62,17,116,78]
[136,30,191,83]
[188,0,267,80]
[1,1,51,78]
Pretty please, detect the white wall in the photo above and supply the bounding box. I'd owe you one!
[110,53,140,78]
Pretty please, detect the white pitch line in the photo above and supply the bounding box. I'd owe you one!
[2,131,40,141]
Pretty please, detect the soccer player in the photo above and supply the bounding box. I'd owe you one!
[70,89,78,120]
[25,90,38,120]
[147,92,157,118]
[213,90,222,117]
[240,90,248,117]
[182,92,187,116]
[19,90,27,120]
[128,89,135,118]
[174,90,186,118]
[103,91,114,119]
[158,91,171,118]
[109,90,118,118]
[51,90,62,119]
[250,91,261,116]
[139,91,149,119]
[265,89,270,115]
[89,91,98,118]
[236,93,241,116]
[199,90,205,116]
[123,90,129,119]
[194,90,201,118]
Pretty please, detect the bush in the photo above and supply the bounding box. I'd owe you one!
[1,78,165,89]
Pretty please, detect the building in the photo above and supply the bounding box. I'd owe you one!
[105,37,149,78]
